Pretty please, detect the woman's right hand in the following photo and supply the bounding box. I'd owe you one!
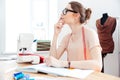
[54,18,64,35]
[45,56,63,68]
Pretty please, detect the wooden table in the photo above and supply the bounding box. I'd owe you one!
[0,60,120,80]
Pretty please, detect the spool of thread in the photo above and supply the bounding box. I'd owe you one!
[14,72,22,76]
[14,74,24,80]
[24,74,30,80]
[13,72,24,80]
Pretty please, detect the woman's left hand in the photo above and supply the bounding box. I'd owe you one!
[45,56,62,68]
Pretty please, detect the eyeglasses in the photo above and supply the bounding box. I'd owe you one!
[62,8,77,15]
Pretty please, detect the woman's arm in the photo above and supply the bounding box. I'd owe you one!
[49,18,65,59]
[49,34,58,58]
[67,46,102,72]
[47,46,102,72]
[50,34,71,59]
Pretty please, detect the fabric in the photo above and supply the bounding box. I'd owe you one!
[96,16,116,54]
[66,27,101,61]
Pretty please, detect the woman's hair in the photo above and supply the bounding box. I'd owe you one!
[69,1,92,24]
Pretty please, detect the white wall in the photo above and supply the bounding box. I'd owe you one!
[0,0,5,54]
[57,0,120,77]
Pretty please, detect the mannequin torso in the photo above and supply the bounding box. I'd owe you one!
[100,13,108,25]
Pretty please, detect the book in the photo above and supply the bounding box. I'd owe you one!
[16,63,94,79]
[37,40,50,51]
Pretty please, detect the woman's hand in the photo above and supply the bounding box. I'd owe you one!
[45,56,62,68]
[54,18,64,35]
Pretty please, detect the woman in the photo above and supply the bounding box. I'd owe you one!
[45,1,102,72]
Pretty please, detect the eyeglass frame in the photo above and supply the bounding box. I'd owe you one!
[62,8,77,15]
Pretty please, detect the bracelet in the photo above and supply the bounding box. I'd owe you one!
[68,61,70,68]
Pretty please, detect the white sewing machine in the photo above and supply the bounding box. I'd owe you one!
[16,33,44,64]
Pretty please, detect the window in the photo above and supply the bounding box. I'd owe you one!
[5,0,57,54]
[31,0,49,40]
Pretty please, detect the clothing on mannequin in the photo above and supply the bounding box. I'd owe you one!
[96,13,116,54]
[96,13,116,72]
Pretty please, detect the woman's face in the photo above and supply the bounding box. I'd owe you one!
[61,4,76,25]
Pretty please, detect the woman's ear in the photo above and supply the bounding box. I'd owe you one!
[73,13,80,18]
[73,13,80,22]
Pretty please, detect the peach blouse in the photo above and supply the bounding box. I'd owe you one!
[63,27,101,61]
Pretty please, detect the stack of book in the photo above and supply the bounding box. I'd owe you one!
[37,40,50,51]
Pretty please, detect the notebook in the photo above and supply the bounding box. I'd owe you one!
[16,63,94,79]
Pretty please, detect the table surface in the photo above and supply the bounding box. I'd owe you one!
[0,60,120,80]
